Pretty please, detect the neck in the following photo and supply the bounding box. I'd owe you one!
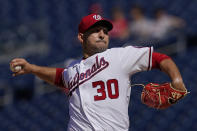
[82,45,108,59]
[83,53,90,59]
[83,49,97,59]
[82,48,98,59]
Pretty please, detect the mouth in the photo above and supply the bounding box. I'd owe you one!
[96,40,106,44]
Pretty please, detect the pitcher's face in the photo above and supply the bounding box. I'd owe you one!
[81,26,109,56]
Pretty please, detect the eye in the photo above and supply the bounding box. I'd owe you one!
[103,29,108,34]
[95,28,100,33]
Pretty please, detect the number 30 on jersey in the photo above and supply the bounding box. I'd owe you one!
[92,79,119,101]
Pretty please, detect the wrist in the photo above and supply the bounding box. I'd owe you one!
[28,64,37,74]
[171,78,186,91]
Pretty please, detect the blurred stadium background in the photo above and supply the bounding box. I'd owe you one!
[0,0,196,130]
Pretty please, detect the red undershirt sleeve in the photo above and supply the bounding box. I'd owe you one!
[152,52,171,69]
[54,68,65,87]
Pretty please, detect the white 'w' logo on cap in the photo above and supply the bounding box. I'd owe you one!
[93,15,102,20]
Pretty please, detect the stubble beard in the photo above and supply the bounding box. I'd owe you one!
[83,42,108,56]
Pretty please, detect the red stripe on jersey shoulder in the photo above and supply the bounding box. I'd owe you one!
[55,68,65,87]
[152,52,171,69]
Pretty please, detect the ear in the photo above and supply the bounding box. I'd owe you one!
[78,33,84,44]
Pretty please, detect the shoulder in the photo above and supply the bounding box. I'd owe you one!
[63,59,81,73]
[106,46,153,62]
[106,46,132,52]
[106,46,151,52]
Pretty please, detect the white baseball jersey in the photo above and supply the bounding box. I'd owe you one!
[62,46,153,131]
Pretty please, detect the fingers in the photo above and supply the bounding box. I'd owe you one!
[12,70,25,77]
[10,58,26,66]
[10,58,28,77]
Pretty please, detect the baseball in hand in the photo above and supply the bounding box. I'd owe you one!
[10,65,22,72]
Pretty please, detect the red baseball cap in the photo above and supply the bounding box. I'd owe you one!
[78,14,113,33]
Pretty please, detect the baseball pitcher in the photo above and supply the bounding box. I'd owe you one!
[10,14,188,131]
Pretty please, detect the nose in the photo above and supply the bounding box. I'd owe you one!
[98,30,105,40]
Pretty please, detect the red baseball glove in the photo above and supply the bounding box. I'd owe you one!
[141,83,188,109]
